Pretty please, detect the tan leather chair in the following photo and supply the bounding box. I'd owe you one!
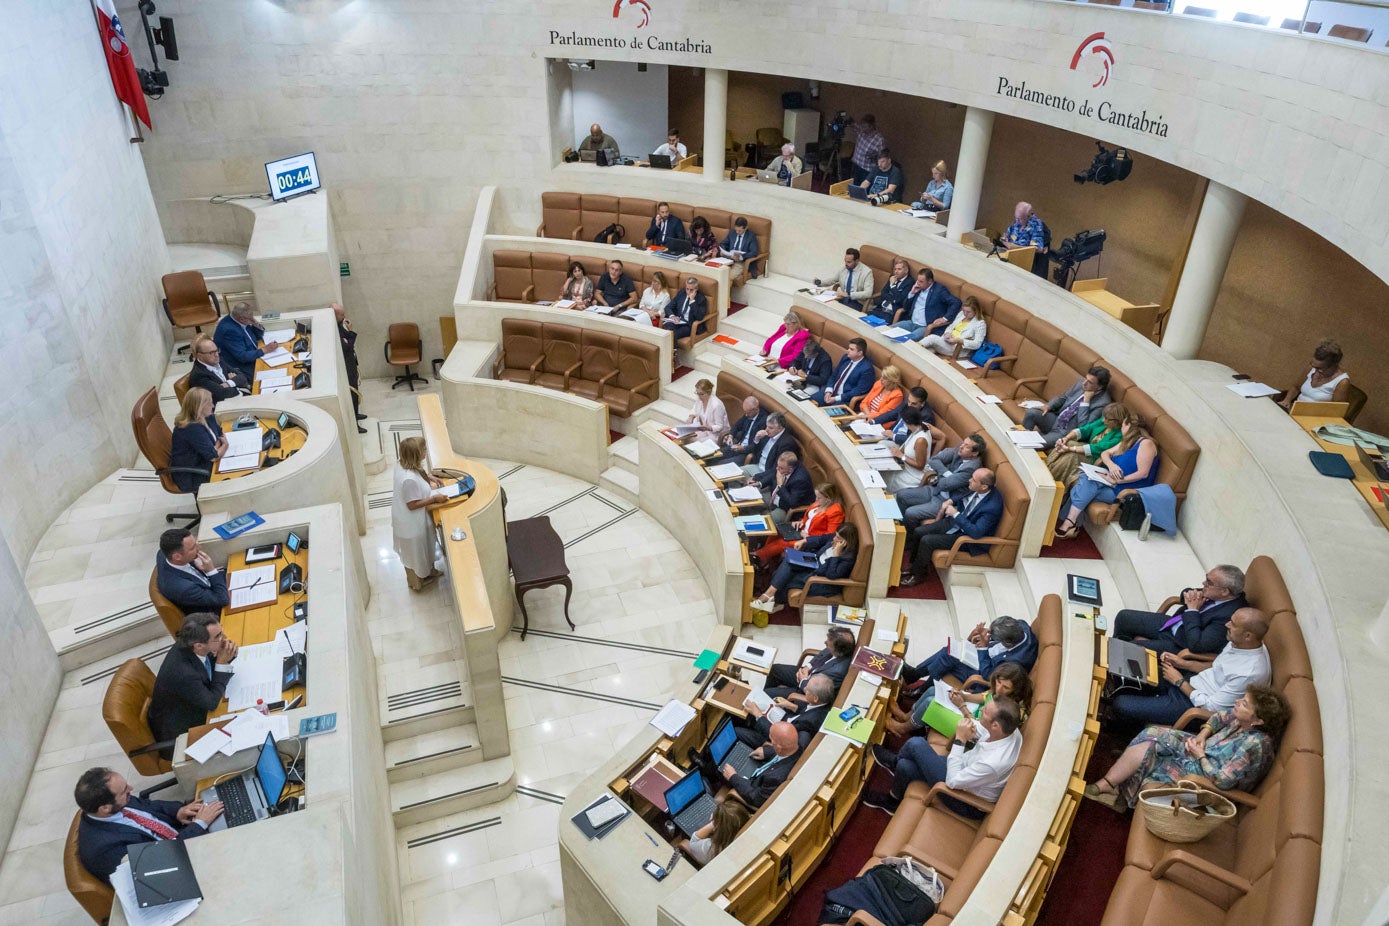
[385,323,426,390]
[753,127,786,165]
[1327,23,1371,41]
[161,271,222,355]
[1344,383,1367,424]
[149,568,184,638]
[130,387,203,530]
[65,811,114,924]
[103,659,177,783]
[172,371,192,405]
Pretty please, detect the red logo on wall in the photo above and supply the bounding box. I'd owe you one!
[612,0,652,28]
[1070,32,1115,87]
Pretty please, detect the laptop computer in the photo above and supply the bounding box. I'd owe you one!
[199,733,288,832]
[578,149,597,162]
[1355,443,1389,482]
[846,184,869,201]
[649,154,674,169]
[754,168,782,184]
[775,521,803,542]
[662,769,716,839]
[663,236,694,255]
[1107,638,1155,685]
[965,230,997,252]
[706,716,759,779]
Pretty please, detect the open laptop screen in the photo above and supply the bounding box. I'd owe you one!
[662,770,706,817]
[256,734,288,807]
[707,717,737,766]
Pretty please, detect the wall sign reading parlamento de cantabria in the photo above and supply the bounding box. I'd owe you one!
[549,30,712,53]
[995,76,1170,139]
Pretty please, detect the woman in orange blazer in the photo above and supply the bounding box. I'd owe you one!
[755,482,845,566]
[853,365,905,424]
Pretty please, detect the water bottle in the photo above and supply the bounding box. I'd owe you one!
[255,699,269,715]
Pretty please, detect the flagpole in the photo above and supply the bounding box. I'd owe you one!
[129,106,145,144]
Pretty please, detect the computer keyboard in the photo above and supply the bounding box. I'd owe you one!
[676,792,715,831]
[217,778,256,827]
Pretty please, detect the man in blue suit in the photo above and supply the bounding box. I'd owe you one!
[155,528,230,615]
[717,216,761,279]
[755,450,814,523]
[643,201,688,248]
[74,767,223,884]
[892,268,962,342]
[900,468,1003,587]
[900,614,1038,685]
[661,276,707,341]
[213,302,284,381]
[813,338,875,407]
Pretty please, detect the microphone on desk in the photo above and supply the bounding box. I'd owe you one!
[281,628,306,690]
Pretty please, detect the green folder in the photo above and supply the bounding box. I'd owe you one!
[693,649,720,671]
[822,711,873,745]
[922,699,964,739]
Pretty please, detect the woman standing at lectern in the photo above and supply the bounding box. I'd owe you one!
[392,437,448,591]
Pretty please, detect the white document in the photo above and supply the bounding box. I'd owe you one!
[707,462,745,481]
[217,452,261,474]
[553,299,576,309]
[649,699,697,737]
[276,622,308,658]
[184,727,232,764]
[225,642,282,712]
[814,290,840,303]
[1226,381,1282,398]
[948,638,981,671]
[111,860,200,926]
[743,353,770,365]
[708,255,735,265]
[585,794,628,828]
[619,308,648,322]
[1079,462,1117,485]
[220,709,291,755]
[742,688,787,723]
[956,359,979,370]
[857,468,887,488]
[1007,430,1047,448]
[868,458,903,471]
[685,439,720,457]
[614,242,633,249]
[904,209,937,218]
[294,351,312,362]
[727,486,763,502]
[223,427,263,457]
[934,681,974,719]
[1017,400,1047,410]
[263,328,295,344]
[260,347,294,367]
[731,637,776,670]
[850,420,885,441]
[670,424,702,436]
[774,372,798,387]
[229,564,274,589]
[975,394,1003,405]
[260,383,293,394]
[230,582,276,610]
[876,629,900,643]
[879,326,912,338]
[254,369,289,382]
[858,444,894,459]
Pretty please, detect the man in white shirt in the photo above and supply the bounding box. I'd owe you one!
[864,698,1023,815]
[155,528,230,615]
[1110,608,1271,727]
[652,128,687,161]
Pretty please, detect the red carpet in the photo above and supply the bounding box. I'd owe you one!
[766,604,800,626]
[608,429,624,444]
[886,572,947,601]
[772,764,894,926]
[673,365,695,380]
[729,300,747,315]
[1041,527,1103,560]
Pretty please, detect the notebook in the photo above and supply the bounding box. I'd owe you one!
[1309,451,1355,479]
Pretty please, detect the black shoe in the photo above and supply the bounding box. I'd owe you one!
[357,426,368,434]
[356,413,368,421]
[871,744,898,771]
[861,790,900,813]
[898,574,923,588]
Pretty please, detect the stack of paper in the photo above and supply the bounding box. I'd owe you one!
[856,468,887,488]
[865,458,902,471]
[707,256,735,266]
[275,622,308,657]
[880,326,912,338]
[871,499,903,521]
[814,290,840,303]
[849,420,885,441]
[903,209,937,219]
[707,462,745,481]
[260,348,294,367]
[218,454,261,474]
[1226,381,1281,398]
[649,699,697,736]
[263,329,295,344]
[1017,400,1047,410]
[225,642,283,711]
[727,486,763,502]
[112,860,199,925]
[731,637,776,669]
[858,444,894,460]
[1079,462,1117,485]
[553,299,576,309]
[1007,430,1047,449]
[956,359,979,370]
[224,428,263,457]
[685,439,720,458]
[975,394,1003,405]
[742,688,787,723]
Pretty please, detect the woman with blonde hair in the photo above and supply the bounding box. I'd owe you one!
[638,270,672,325]
[1046,402,1127,488]
[683,799,750,866]
[921,297,986,358]
[913,160,954,211]
[686,378,731,443]
[168,387,226,494]
[391,436,447,590]
[856,364,906,424]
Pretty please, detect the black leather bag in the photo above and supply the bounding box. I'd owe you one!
[1118,493,1147,530]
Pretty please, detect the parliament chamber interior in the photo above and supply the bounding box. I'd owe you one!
[3,1,1389,925]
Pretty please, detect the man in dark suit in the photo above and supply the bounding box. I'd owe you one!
[1021,366,1112,450]
[334,302,368,433]
[187,335,248,405]
[717,216,761,279]
[74,767,223,884]
[763,626,856,700]
[721,721,802,808]
[740,412,797,477]
[900,615,1038,684]
[813,338,875,407]
[737,674,833,750]
[1114,565,1248,656]
[662,276,708,341]
[155,528,230,615]
[643,201,688,248]
[711,395,767,464]
[787,339,832,391]
[869,258,914,322]
[756,450,814,523]
[147,613,240,747]
[896,435,986,530]
[894,268,962,341]
[213,301,283,381]
[901,468,1004,587]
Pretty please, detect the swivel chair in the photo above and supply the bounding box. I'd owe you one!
[64,812,113,924]
[161,271,222,355]
[102,659,179,793]
[130,387,209,531]
[172,371,192,405]
[149,569,186,638]
[386,323,427,390]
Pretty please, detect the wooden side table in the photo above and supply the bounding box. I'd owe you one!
[506,515,574,640]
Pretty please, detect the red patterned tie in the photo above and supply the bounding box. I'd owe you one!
[121,808,178,839]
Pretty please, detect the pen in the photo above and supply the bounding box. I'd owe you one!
[644,832,659,847]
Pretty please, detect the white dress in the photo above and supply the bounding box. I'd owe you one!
[639,287,671,322]
[1296,369,1348,402]
[392,467,440,577]
[886,429,932,493]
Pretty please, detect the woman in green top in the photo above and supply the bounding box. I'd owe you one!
[1046,402,1128,488]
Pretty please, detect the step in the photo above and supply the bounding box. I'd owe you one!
[168,243,251,283]
[380,664,474,742]
[390,755,516,826]
[385,723,483,783]
[634,397,688,429]
[53,609,170,673]
[361,416,387,475]
[945,583,990,637]
[981,568,1032,624]
[738,274,805,318]
[609,435,639,476]
[719,305,785,345]
[599,465,640,505]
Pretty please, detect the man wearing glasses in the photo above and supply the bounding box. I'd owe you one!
[187,334,249,406]
[1112,565,1249,656]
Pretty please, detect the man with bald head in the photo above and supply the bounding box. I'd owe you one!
[578,123,619,158]
[722,721,802,807]
[899,468,1003,588]
[1110,608,1271,727]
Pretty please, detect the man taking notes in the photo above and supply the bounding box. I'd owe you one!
[213,301,283,381]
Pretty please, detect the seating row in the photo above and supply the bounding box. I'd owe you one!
[1101,555,1323,926]
[767,305,1030,571]
[493,318,661,417]
[538,191,772,277]
[855,244,1201,526]
[489,248,721,353]
[713,371,875,607]
[864,595,1065,925]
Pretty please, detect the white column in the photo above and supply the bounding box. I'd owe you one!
[702,67,728,181]
[1163,181,1248,360]
[945,107,995,245]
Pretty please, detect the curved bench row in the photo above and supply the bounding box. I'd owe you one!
[495,317,663,417]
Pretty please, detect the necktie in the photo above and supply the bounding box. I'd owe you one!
[833,360,854,394]
[735,233,743,252]
[121,808,177,840]
[659,220,666,241]
[752,755,782,778]
[744,418,757,444]
[1054,394,1085,432]
[845,268,853,297]
[205,654,215,680]
[949,494,980,535]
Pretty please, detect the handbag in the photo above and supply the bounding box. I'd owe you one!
[1118,493,1147,530]
[971,341,1004,367]
[1137,779,1236,843]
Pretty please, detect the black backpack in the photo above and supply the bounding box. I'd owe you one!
[820,864,937,926]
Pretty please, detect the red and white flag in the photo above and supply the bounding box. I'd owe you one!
[93,0,151,128]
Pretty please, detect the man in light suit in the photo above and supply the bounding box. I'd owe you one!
[893,268,962,342]
[721,722,802,808]
[813,338,875,407]
[737,674,833,750]
[187,335,248,405]
[643,201,688,248]
[661,276,707,341]
[814,248,875,311]
[155,528,230,615]
[717,216,761,279]
[147,613,240,748]
[740,412,798,478]
[901,468,1004,587]
[763,626,856,700]
[213,301,283,381]
[75,767,223,884]
[1021,366,1112,449]
[895,435,987,530]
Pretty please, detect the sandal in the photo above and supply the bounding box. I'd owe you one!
[1083,778,1126,812]
[1056,519,1080,540]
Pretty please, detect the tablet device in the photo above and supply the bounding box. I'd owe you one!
[1066,574,1102,607]
[285,530,305,554]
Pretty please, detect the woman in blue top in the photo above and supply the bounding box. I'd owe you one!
[168,387,227,494]
[913,160,954,211]
[1056,408,1159,539]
